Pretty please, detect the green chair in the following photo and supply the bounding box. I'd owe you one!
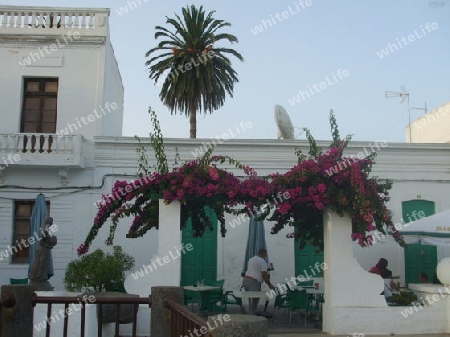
[203,279,226,312]
[223,291,244,313]
[287,289,314,327]
[297,279,314,287]
[273,288,290,317]
[10,278,28,285]
[183,290,196,310]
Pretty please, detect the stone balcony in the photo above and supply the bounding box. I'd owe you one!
[0,133,85,169]
[0,6,110,44]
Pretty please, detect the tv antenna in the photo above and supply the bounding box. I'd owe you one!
[385,86,428,142]
[274,105,305,139]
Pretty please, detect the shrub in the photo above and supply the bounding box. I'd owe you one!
[64,246,135,292]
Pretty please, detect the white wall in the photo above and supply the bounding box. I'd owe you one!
[406,102,450,143]
[99,41,124,137]
[0,29,123,140]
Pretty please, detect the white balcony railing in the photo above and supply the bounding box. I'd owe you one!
[0,133,84,168]
[0,6,109,42]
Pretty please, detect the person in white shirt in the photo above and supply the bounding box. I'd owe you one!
[242,249,275,314]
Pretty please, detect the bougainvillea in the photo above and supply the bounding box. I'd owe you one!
[77,108,404,256]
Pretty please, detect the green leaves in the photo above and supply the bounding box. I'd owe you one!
[145,4,243,137]
[64,246,135,292]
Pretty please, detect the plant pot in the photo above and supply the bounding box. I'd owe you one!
[91,292,140,324]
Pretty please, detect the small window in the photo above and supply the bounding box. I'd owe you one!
[21,78,58,134]
[11,200,50,264]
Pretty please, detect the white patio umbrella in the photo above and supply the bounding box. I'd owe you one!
[398,209,450,246]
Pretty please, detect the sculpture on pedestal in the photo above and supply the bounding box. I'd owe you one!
[29,217,57,290]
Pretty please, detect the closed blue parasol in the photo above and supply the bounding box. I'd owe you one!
[241,213,269,276]
[28,193,50,277]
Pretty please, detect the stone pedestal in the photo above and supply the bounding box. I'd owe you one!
[29,280,53,291]
[150,286,183,337]
[1,285,34,337]
[207,314,267,337]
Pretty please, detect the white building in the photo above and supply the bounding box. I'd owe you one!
[1,5,450,307]
[406,102,450,143]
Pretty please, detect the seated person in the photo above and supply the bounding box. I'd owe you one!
[369,258,400,298]
[369,258,393,278]
[420,272,429,284]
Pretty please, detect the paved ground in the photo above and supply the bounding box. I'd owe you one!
[205,303,450,336]
[269,332,450,337]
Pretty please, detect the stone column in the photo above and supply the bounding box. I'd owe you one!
[124,200,182,296]
[150,286,183,337]
[1,285,34,337]
[322,210,386,334]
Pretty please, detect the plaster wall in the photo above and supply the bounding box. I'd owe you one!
[406,102,450,143]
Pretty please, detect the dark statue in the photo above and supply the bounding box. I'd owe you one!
[29,217,57,291]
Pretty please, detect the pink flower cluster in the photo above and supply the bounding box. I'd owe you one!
[77,146,404,256]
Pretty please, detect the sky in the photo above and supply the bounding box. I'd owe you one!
[4,0,450,143]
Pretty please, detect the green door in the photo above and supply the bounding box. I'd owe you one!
[404,243,437,285]
[181,207,218,287]
[402,199,436,284]
[294,244,324,277]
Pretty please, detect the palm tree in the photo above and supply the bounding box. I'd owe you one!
[145,5,244,138]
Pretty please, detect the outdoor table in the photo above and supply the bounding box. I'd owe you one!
[183,285,220,312]
[232,291,270,315]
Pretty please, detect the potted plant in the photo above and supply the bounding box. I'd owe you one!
[64,246,137,323]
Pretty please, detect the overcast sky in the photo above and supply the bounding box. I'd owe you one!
[4,0,450,143]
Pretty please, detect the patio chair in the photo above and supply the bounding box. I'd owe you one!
[273,287,290,318]
[296,279,314,287]
[10,278,28,285]
[223,290,245,313]
[202,279,226,312]
[287,289,314,327]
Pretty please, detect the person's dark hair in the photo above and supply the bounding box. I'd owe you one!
[420,272,429,282]
[258,248,267,255]
[376,258,388,269]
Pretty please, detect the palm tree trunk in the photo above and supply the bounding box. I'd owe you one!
[189,106,197,138]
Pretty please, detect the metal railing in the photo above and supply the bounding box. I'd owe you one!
[165,298,213,337]
[33,293,152,337]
